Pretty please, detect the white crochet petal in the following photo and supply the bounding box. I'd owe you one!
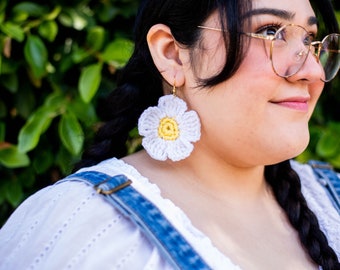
[138,107,164,136]
[178,111,201,142]
[167,139,194,161]
[138,94,201,161]
[142,136,168,161]
[158,95,187,117]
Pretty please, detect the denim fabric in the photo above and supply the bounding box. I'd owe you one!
[308,160,340,214]
[65,171,211,270]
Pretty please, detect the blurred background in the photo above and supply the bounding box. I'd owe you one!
[0,0,339,225]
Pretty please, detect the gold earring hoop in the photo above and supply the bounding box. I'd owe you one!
[172,80,176,96]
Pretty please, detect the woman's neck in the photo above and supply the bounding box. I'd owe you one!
[124,149,269,204]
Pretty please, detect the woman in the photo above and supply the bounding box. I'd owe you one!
[0,0,339,269]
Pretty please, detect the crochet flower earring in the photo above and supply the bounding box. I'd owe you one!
[138,83,201,161]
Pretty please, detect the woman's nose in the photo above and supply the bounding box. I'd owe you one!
[286,50,325,83]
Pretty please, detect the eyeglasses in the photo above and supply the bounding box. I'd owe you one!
[198,24,340,82]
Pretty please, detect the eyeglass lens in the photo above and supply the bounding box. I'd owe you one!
[319,34,340,81]
[270,25,340,82]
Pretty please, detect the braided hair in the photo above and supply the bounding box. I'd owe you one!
[75,0,340,268]
[266,161,340,269]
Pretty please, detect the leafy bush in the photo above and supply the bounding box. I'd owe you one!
[0,0,339,226]
[0,0,138,224]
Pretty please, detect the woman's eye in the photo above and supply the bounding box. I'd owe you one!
[303,34,314,45]
[258,26,280,37]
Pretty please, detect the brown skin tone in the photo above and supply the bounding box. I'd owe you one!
[124,0,325,268]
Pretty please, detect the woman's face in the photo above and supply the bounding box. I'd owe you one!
[180,0,324,167]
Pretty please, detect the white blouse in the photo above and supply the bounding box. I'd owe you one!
[0,158,339,270]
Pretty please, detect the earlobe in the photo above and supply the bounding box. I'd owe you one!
[147,24,185,86]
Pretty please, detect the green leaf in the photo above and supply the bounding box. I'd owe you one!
[97,5,119,23]
[71,47,91,64]
[11,11,29,22]
[58,11,73,28]
[58,111,84,155]
[0,145,30,168]
[101,38,134,68]
[0,22,25,42]
[38,20,58,42]
[56,146,75,174]
[78,63,102,103]
[44,92,66,109]
[5,180,23,207]
[18,107,55,153]
[15,86,36,119]
[24,35,48,79]
[0,0,7,14]
[316,128,340,158]
[0,58,20,74]
[86,26,106,51]
[58,9,89,30]
[33,149,54,174]
[67,97,97,125]
[12,2,47,17]
[1,73,19,93]
[43,5,62,20]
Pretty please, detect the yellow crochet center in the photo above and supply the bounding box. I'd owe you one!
[158,117,179,141]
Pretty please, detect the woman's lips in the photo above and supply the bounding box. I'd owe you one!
[271,97,310,112]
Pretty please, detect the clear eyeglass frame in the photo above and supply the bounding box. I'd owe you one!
[198,24,340,82]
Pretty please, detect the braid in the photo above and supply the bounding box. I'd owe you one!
[265,161,340,270]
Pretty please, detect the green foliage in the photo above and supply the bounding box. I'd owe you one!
[79,63,103,103]
[0,0,138,225]
[0,0,339,227]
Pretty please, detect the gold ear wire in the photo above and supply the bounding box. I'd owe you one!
[172,79,176,96]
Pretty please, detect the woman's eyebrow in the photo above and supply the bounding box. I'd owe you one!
[307,16,318,26]
[243,8,318,26]
[243,8,295,20]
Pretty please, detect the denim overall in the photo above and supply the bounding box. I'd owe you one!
[65,171,211,270]
[308,160,340,214]
[65,161,340,269]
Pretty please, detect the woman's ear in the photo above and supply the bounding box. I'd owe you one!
[147,24,185,87]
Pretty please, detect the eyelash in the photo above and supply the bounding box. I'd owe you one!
[255,23,317,40]
[255,23,283,36]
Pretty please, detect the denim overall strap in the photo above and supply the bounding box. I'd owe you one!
[65,171,211,270]
[308,160,340,214]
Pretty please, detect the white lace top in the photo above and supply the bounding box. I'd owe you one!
[0,158,339,270]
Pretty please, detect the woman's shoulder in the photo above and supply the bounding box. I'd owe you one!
[0,158,171,270]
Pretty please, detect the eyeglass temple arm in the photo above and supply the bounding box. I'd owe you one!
[198,26,274,41]
[242,32,274,41]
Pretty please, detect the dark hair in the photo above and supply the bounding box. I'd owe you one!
[75,0,340,268]
[75,0,252,168]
